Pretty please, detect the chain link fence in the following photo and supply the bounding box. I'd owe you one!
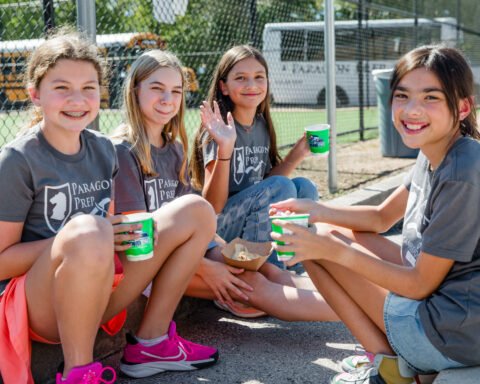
[1,0,480,152]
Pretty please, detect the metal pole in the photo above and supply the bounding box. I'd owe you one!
[42,0,55,34]
[357,0,364,141]
[249,0,257,47]
[324,0,337,193]
[456,0,461,43]
[76,0,98,130]
[414,0,418,47]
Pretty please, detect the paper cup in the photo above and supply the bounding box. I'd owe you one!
[270,214,310,261]
[305,124,330,156]
[122,212,154,261]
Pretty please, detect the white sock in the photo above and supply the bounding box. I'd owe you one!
[135,333,168,347]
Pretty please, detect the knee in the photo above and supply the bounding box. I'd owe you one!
[258,261,285,281]
[56,215,114,271]
[292,177,319,201]
[241,270,268,288]
[266,175,297,201]
[171,194,216,234]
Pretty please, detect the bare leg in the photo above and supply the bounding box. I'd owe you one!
[25,215,115,376]
[236,271,339,321]
[185,246,339,321]
[104,195,216,338]
[258,262,318,290]
[302,224,402,354]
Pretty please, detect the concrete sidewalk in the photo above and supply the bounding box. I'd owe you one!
[25,173,479,384]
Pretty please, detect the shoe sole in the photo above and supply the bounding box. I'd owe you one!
[119,351,219,378]
[213,301,267,318]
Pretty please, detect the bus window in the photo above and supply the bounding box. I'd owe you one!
[281,30,304,61]
[336,29,357,61]
[307,31,324,61]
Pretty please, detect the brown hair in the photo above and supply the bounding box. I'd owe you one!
[389,45,479,140]
[189,45,280,191]
[111,50,188,183]
[24,29,106,130]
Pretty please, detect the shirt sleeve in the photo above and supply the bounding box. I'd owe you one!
[422,180,480,262]
[0,147,33,222]
[113,144,147,214]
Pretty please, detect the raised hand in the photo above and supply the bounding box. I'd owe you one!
[200,100,236,158]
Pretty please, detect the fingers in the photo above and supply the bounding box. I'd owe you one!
[107,214,127,225]
[230,275,254,292]
[213,100,222,121]
[226,111,235,129]
[202,101,215,121]
[112,221,142,235]
[270,198,297,210]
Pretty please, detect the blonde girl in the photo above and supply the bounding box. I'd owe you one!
[190,45,318,269]
[112,50,339,323]
[0,33,217,384]
[270,45,480,384]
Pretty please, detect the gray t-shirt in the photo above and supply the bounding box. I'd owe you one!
[202,115,272,195]
[402,137,480,365]
[114,139,191,214]
[0,126,117,290]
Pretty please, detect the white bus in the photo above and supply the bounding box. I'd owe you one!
[262,17,459,107]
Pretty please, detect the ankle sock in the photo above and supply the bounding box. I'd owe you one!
[135,333,168,347]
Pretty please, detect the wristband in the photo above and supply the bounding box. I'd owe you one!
[217,157,231,161]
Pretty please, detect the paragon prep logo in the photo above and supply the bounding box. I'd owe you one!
[44,183,72,233]
[233,145,268,185]
[44,179,112,233]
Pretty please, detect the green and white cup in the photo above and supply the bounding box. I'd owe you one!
[122,212,154,261]
[305,124,330,156]
[270,214,310,261]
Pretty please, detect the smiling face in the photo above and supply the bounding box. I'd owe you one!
[29,59,100,136]
[136,66,183,132]
[392,67,467,165]
[219,57,267,115]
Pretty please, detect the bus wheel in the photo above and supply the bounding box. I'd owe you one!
[317,87,349,108]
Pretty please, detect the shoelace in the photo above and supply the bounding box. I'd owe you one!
[83,367,116,384]
[171,333,194,354]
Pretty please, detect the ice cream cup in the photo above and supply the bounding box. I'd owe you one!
[305,124,330,156]
[122,212,154,261]
[270,214,310,261]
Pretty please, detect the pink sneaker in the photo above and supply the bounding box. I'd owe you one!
[56,362,116,383]
[120,321,219,378]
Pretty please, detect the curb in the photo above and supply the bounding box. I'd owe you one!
[328,172,406,206]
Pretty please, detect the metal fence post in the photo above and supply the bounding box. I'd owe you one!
[42,0,55,34]
[357,0,364,141]
[324,0,337,193]
[76,0,98,130]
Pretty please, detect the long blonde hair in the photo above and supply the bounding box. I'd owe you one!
[23,29,106,132]
[112,50,188,183]
[189,45,280,191]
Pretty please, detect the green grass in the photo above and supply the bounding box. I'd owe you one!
[0,107,380,149]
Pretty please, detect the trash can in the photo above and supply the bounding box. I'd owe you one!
[372,69,419,158]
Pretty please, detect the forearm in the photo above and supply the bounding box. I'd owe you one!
[202,161,230,213]
[314,204,389,233]
[326,237,426,299]
[0,237,53,280]
[312,185,407,233]
[268,144,306,177]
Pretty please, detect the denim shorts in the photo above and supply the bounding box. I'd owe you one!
[384,292,466,374]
